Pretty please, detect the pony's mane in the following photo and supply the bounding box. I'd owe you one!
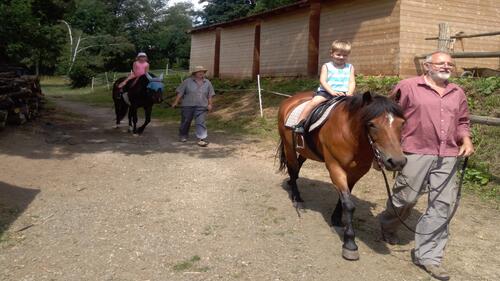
[136,72,157,86]
[345,93,404,124]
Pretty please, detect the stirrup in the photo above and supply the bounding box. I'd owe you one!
[295,133,305,149]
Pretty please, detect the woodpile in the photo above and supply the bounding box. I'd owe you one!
[0,67,43,128]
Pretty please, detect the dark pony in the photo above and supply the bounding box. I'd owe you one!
[277,91,406,260]
[112,73,164,135]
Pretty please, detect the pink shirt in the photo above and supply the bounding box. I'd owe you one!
[392,76,470,157]
[133,61,149,76]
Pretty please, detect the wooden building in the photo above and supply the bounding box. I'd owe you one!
[189,0,500,78]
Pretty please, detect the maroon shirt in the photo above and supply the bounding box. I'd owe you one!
[392,76,470,157]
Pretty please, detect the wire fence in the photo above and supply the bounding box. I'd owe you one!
[81,70,500,125]
[89,67,190,92]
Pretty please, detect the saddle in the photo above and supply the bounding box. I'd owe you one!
[285,96,346,133]
[285,96,346,155]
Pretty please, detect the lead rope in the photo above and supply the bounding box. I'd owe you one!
[368,134,468,235]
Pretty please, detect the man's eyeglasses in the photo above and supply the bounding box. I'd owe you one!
[427,62,456,68]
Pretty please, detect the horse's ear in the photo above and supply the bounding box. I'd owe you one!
[393,89,401,102]
[362,91,373,105]
[145,72,153,81]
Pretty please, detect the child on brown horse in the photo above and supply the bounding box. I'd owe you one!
[293,40,356,133]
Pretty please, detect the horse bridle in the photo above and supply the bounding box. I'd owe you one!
[368,132,468,235]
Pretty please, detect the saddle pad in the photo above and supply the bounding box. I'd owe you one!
[285,101,309,128]
[285,97,344,132]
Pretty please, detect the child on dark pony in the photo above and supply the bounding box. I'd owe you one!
[118,52,150,104]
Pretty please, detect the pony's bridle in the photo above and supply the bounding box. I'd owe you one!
[367,133,383,167]
[367,131,468,235]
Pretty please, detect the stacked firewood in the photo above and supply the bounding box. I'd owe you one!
[0,67,43,127]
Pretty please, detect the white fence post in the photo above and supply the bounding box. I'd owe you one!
[257,74,263,118]
[165,63,169,76]
[91,77,94,92]
[105,72,109,90]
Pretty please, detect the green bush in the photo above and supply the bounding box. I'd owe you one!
[69,63,95,88]
[355,75,401,95]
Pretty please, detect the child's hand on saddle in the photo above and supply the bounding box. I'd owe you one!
[171,102,178,108]
[207,104,213,112]
[332,91,346,96]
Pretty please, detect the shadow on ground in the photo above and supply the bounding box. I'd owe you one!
[0,98,259,160]
[281,177,423,255]
[0,181,40,239]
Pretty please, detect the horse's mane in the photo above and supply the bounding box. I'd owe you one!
[131,72,157,88]
[345,93,404,124]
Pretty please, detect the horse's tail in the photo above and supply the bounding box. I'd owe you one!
[112,77,129,123]
[116,101,128,122]
[277,139,287,173]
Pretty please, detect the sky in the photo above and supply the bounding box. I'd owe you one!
[168,0,207,11]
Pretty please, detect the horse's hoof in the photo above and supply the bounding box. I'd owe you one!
[133,133,139,137]
[332,220,345,228]
[113,125,119,129]
[293,201,305,210]
[342,248,359,261]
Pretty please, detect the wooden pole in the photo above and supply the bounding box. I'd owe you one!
[252,21,261,79]
[415,51,500,59]
[307,0,321,77]
[437,23,451,51]
[214,28,221,78]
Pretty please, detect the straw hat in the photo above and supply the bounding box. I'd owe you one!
[191,66,208,75]
[136,52,147,58]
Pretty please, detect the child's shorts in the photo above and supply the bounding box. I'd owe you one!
[314,90,346,99]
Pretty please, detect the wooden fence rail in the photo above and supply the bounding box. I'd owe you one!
[415,51,500,59]
[470,115,500,126]
[425,31,500,40]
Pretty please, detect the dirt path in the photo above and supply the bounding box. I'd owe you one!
[0,99,499,281]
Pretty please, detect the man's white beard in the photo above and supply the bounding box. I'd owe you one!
[429,70,451,81]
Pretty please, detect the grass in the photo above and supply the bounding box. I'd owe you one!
[40,75,500,203]
[172,255,208,272]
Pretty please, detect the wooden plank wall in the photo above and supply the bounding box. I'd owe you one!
[219,24,255,79]
[399,0,500,77]
[189,32,216,77]
[319,0,401,76]
[260,10,310,77]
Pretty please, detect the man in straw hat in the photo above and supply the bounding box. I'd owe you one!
[172,66,215,147]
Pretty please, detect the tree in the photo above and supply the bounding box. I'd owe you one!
[250,0,297,14]
[151,2,193,68]
[0,0,71,74]
[196,0,299,26]
[196,0,253,26]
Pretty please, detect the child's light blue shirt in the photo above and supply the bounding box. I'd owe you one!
[317,62,352,93]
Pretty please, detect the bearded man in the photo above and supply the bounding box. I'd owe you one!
[379,51,474,281]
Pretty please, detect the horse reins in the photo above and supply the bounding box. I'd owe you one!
[368,134,468,235]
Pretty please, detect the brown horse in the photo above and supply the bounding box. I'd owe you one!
[277,91,406,260]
